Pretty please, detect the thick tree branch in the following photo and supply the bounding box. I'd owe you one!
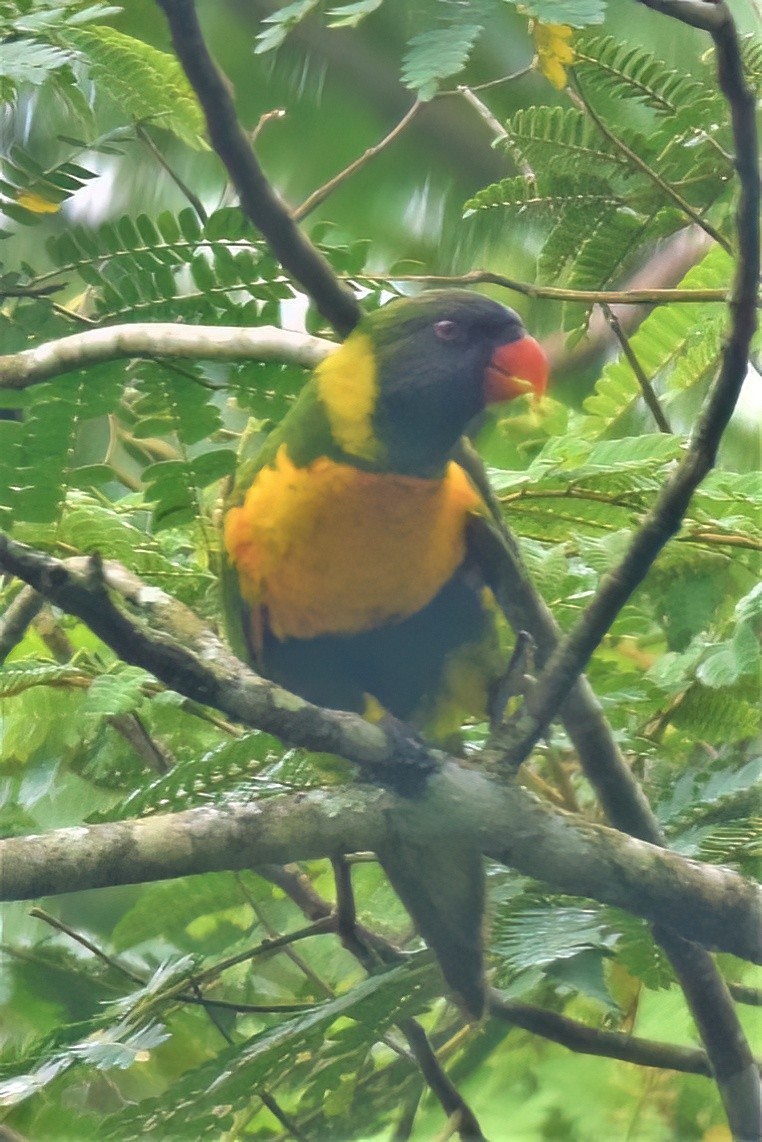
[155,0,361,336]
[0,324,333,390]
[2,543,758,962]
[1,765,759,963]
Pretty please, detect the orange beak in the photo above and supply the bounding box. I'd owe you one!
[484,335,549,405]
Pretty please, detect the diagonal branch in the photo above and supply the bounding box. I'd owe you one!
[155,0,360,336]
[600,302,673,433]
[0,537,429,773]
[571,71,732,254]
[455,8,760,1131]
[294,102,423,221]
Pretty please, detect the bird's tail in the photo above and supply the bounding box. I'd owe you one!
[378,839,486,1019]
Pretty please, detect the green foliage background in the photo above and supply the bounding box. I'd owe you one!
[0,0,759,1138]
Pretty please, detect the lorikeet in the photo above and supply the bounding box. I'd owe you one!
[223,290,548,1015]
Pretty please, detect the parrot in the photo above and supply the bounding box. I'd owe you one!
[222,289,548,1016]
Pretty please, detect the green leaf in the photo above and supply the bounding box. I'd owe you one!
[0,39,71,87]
[401,23,483,101]
[254,0,321,54]
[574,35,711,114]
[104,961,436,1136]
[327,0,383,28]
[59,27,207,149]
[83,667,152,719]
[494,899,616,975]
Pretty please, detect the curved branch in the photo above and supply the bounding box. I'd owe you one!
[156,0,361,336]
[0,767,759,963]
[0,324,333,390]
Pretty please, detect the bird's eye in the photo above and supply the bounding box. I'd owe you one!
[434,319,461,342]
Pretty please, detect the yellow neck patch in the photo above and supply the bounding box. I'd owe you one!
[315,332,383,463]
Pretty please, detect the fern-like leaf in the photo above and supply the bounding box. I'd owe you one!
[58,26,207,149]
[501,105,655,173]
[574,35,711,114]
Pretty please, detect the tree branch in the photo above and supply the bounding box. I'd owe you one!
[0,324,333,390]
[293,102,423,222]
[1,764,759,963]
[600,302,673,433]
[488,994,716,1077]
[155,0,361,336]
[457,6,761,1126]
[0,585,43,662]
[359,270,735,306]
[571,71,732,254]
[0,538,426,773]
[401,1020,486,1142]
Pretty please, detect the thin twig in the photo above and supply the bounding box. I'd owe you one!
[235,872,335,1000]
[294,102,423,221]
[135,124,208,222]
[357,270,735,306]
[600,303,673,433]
[457,86,508,143]
[448,65,533,93]
[108,713,174,774]
[156,0,360,336]
[30,907,145,984]
[256,1089,308,1142]
[458,85,533,178]
[400,1019,486,1142]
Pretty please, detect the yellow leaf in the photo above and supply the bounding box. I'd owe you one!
[532,22,575,90]
[16,190,60,214]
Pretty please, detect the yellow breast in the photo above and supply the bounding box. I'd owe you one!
[224,444,483,640]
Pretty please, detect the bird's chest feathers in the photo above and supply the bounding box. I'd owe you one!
[224,444,482,639]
